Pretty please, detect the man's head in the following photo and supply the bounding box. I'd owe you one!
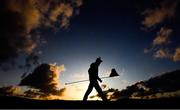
[95,57,103,65]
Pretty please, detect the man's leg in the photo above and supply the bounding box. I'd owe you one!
[94,82,108,101]
[83,82,93,101]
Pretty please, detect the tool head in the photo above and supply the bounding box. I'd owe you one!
[109,68,119,77]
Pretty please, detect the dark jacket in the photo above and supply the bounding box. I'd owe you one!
[88,62,101,82]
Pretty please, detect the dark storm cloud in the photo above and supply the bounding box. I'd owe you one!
[0,0,82,70]
[0,63,66,99]
[91,70,180,100]
[142,0,180,62]
[115,70,180,99]
[19,63,65,95]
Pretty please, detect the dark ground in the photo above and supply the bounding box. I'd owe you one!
[0,96,180,109]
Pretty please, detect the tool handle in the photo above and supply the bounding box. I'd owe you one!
[65,76,110,85]
[65,79,89,85]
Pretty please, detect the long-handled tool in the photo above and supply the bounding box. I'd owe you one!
[65,68,119,85]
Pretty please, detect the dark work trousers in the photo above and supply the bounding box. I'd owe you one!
[83,80,107,101]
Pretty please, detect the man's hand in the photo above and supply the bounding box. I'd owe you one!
[99,79,102,83]
[98,77,102,82]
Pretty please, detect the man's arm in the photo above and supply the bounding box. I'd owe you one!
[97,76,102,82]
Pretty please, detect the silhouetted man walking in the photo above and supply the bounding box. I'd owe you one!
[83,57,107,101]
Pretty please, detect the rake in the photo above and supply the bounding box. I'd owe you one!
[65,68,119,85]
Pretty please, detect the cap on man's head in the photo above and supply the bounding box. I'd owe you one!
[96,57,103,63]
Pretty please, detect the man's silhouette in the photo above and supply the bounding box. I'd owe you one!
[83,57,107,101]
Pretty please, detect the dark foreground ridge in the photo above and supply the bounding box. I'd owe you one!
[0,95,179,109]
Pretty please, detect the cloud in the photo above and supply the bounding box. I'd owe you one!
[91,70,180,100]
[23,89,42,99]
[141,0,180,62]
[1,63,88,100]
[0,86,22,96]
[115,70,180,99]
[153,27,173,46]
[19,63,65,95]
[49,3,73,28]
[153,49,169,59]
[142,0,178,28]
[173,47,180,62]
[90,88,121,101]
[23,87,66,100]
[141,90,180,99]
[0,63,68,100]
[101,84,107,89]
[145,27,179,62]
[25,52,41,69]
[90,70,180,101]
[0,0,82,70]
